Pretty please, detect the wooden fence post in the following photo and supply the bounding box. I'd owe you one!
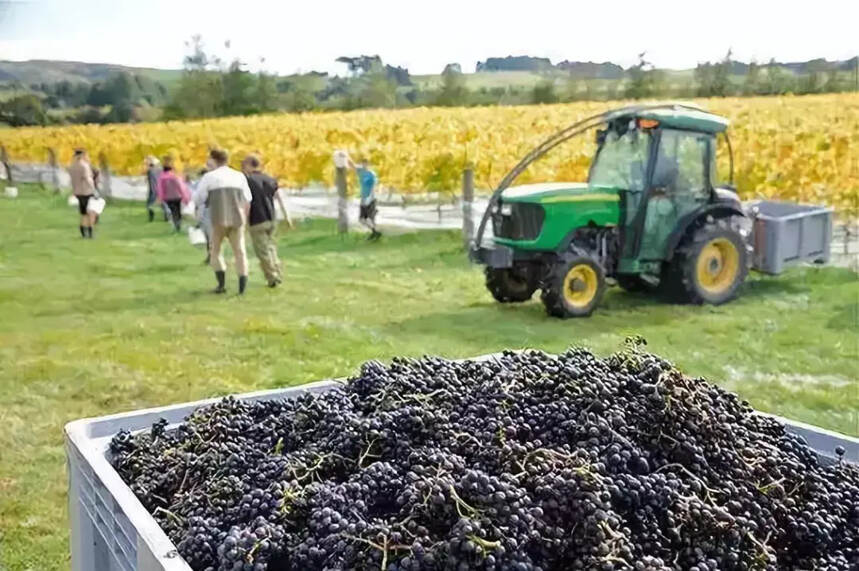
[98,152,112,198]
[0,146,12,185]
[335,166,348,234]
[275,190,294,229]
[461,166,475,248]
[47,147,61,193]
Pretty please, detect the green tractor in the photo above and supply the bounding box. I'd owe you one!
[471,103,753,318]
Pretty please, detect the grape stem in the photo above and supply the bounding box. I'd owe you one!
[448,485,479,517]
[341,533,411,570]
[358,438,380,467]
[153,507,184,526]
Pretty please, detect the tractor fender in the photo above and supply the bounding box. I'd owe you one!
[664,204,746,261]
[555,222,602,253]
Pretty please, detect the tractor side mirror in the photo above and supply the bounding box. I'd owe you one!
[595,129,607,145]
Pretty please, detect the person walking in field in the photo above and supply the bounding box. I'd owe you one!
[195,148,252,295]
[348,156,381,240]
[144,156,163,222]
[156,159,191,232]
[242,154,283,288]
[69,148,96,238]
[192,159,216,265]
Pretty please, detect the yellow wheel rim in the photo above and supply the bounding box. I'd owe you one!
[696,238,739,294]
[562,264,598,308]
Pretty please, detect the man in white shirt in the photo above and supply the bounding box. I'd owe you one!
[195,148,253,294]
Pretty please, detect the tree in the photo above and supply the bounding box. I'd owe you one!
[435,65,468,106]
[763,59,791,95]
[284,86,317,112]
[105,101,134,123]
[442,63,462,75]
[564,76,580,102]
[695,50,733,97]
[355,64,398,108]
[74,106,106,125]
[255,71,278,113]
[0,94,47,126]
[532,79,559,104]
[801,59,826,94]
[624,52,663,99]
[744,60,762,95]
[824,69,844,93]
[336,55,383,74]
[221,59,256,115]
[165,35,224,119]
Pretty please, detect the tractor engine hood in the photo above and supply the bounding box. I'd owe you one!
[500,182,619,204]
[493,182,622,251]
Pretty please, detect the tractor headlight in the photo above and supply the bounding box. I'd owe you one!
[500,203,513,216]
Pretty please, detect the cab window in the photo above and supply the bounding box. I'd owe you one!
[651,129,710,197]
[589,128,650,192]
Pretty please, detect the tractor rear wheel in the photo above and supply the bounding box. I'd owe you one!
[663,222,748,305]
[485,266,537,303]
[541,256,606,318]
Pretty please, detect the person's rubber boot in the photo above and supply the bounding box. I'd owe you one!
[79,226,86,238]
[86,226,93,239]
[213,271,226,294]
[238,275,248,295]
[148,209,154,223]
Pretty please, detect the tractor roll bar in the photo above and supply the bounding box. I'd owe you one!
[472,102,708,250]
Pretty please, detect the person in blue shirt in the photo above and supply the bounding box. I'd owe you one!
[349,157,381,240]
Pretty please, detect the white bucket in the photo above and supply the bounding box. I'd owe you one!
[188,226,207,247]
[4,186,18,198]
[87,197,106,215]
[332,150,350,168]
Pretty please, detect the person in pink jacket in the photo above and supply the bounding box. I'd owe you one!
[156,161,191,233]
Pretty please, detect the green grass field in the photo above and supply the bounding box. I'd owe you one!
[0,185,857,569]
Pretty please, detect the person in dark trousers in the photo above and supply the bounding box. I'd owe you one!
[348,157,381,240]
[69,148,96,238]
[156,161,190,232]
[144,156,162,222]
[242,154,283,287]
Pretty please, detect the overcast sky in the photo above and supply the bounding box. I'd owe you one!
[1,0,856,75]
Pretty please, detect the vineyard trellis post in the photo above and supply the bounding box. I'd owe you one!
[335,165,349,234]
[461,166,475,248]
[97,152,112,198]
[47,147,61,193]
[0,146,12,185]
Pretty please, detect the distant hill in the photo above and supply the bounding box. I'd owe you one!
[476,56,554,73]
[556,61,624,79]
[0,60,182,87]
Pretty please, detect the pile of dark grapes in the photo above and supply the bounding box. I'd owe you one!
[110,341,859,570]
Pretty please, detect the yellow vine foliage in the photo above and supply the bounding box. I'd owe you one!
[3,93,857,214]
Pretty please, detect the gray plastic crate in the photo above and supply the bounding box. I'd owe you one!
[748,200,833,274]
[65,370,858,571]
[65,381,337,571]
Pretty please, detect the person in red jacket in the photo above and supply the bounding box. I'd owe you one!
[156,160,191,232]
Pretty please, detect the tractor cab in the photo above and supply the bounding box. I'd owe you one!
[472,103,750,318]
[592,106,741,273]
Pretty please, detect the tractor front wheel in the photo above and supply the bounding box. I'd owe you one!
[663,222,748,305]
[485,266,537,303]
[541,256,606,318]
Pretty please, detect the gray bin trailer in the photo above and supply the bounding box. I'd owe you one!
[746,200,833,274]
[65,361,858,571]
